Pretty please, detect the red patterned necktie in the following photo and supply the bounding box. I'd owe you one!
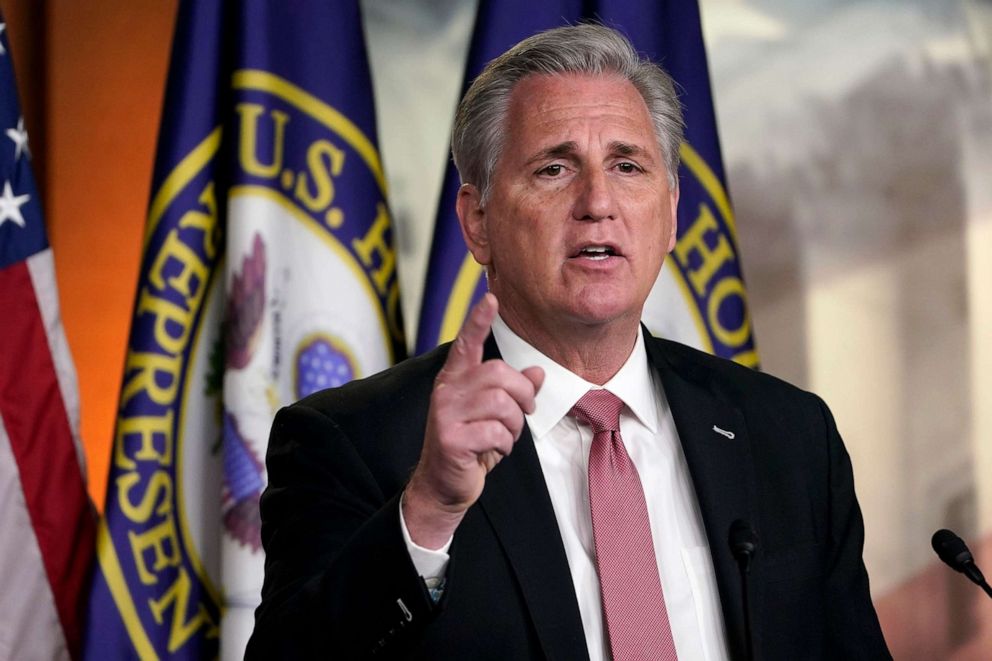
[571,389,678,661]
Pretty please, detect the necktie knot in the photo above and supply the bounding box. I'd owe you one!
[570,389,624,434]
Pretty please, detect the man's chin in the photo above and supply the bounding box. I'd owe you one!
[562,302,643,333]
[492,287,642,333]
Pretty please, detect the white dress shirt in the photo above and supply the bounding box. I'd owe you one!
[401,316,730,660]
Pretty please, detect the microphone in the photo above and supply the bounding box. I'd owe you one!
[931,528,992,599]
[728,520,758,661]
[729,519,759,574]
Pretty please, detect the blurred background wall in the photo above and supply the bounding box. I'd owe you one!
[2,0,990,657]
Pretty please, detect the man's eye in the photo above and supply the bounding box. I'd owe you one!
[616,162,640,173]
[539,164,564,177]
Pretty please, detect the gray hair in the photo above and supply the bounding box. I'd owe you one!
[451,23,685,201]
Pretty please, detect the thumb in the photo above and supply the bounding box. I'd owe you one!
[521,366,545,395]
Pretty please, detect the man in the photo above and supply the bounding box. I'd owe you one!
[247,25,890,660]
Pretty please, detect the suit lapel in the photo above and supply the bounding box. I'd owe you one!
[476,335,590,661]
[473,333,761,659]
[645,336,759,660]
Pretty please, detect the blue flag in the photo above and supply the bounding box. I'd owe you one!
[416,0,758,366]
[84,1,404,658]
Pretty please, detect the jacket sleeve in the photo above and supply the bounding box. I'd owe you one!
[244,403,438,660]
[818,396,892,660]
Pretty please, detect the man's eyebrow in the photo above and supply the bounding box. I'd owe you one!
[523,140,657,165]
[609,141,653,159]
[525,141,579,164]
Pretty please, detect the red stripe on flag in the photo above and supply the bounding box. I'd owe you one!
[0,260,96,659]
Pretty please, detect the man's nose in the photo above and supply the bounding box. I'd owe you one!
[572,168,616,221]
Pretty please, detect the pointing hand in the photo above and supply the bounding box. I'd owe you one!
[403,294,544,549]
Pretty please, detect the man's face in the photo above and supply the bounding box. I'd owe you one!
[457,72,678,340]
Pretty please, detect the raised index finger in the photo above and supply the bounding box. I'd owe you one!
[446,292,498,372]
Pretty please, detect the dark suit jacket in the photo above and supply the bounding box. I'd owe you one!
[246,334,891,660]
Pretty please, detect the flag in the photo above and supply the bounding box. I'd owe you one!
[0,12,96,660]
[84,1,405,658]
[416,0,758,367]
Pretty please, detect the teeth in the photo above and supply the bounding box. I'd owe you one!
[579,245,613,260]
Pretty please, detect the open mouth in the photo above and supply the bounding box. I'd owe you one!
[573,244,619,261]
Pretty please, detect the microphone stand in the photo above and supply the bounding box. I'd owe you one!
[729,520,758,661]
[739,565,753,661]
[979,581,992,600]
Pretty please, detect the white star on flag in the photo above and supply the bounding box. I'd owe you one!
[6,116,29,160]
[0,180,30,228]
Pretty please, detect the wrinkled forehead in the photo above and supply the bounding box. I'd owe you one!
[501,72,660,157]
[505,71,646,114]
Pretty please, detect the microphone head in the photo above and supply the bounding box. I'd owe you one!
[729,519,758,558]
[932,528,974,571]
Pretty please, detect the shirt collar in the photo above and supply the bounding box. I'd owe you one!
[490,315,659,439]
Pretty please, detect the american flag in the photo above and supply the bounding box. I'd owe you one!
[0,13,96,660]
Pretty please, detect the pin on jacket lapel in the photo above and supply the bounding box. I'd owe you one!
[646,334,759,660]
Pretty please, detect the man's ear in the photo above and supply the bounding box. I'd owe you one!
[665,182,680,253]
[456,183,491,265]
